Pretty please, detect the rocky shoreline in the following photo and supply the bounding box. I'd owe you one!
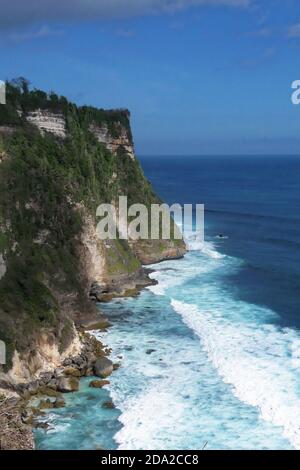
[0,322,118,450]
[0,260,180,450]
[0,81,187,450]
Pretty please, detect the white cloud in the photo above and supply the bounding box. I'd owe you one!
[0,0,250,29]
[288,23,300,38]
[10,25,63,42]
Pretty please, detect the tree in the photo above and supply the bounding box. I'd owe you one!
[10,77,31,95]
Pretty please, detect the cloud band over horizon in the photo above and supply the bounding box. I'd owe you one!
[0,0,250,30]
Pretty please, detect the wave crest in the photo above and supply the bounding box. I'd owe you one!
[171,299,300,449]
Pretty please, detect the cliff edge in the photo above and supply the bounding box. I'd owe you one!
[0,79,186,388]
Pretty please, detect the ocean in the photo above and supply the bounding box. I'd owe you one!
[35,155,300,450]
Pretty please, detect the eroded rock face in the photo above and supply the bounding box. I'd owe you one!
[80,213,107,294]
[130,239,187,265]
[6,326,82,384]
[26,109,66,138]
[89,122,135,160]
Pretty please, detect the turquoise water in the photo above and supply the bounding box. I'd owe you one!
[36,156,300,450]
[34,377,121,450]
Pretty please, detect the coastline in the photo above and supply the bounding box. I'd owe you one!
[0,327,114,449]
[0,252,186,450]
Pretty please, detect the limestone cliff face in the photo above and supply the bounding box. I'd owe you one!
[4,326,82,385]
[0,81,186,384]
[26,109,66,138]
[89,121,135,160]
[78,211,152,302]
[130,239,187,265]
[22,108,135,159]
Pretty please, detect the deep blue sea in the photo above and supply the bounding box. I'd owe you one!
[36,156,300,450]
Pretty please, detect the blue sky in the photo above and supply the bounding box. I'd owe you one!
[1,0,300,155]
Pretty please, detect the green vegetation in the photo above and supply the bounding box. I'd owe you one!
[0,78,132,142]
[0,79,185,371]
[0,79,164,369]
[106,238,141,276]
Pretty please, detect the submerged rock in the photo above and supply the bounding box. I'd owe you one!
[94,357,113,378]
[102,400,115,409]
[146,349,156,355]
[89,380,110,388]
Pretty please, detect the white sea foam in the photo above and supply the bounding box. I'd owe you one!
[95,242,295,450]
[185,230,225,259]
[97,290,292,450]
[198,241,225,259]
[147,241,225,296]
[113,386,186,450]
[171,299,300,449]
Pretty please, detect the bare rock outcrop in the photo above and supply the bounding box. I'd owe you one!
[5,326,82,385]
[26,109,66,138]
[89,122,135,160]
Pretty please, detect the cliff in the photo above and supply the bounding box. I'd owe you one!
[0,80,186,387]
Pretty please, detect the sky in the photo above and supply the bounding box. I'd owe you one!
[0,0,300,155]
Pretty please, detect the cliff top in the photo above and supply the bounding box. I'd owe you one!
[0,77,132,142]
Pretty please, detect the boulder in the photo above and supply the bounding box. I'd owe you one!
[94,357,113,378]
[56,376,79,393]
[64,367,81,377]
[89,380,110,389]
